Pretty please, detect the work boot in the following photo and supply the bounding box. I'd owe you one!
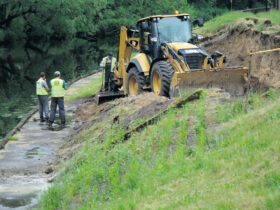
[40,117,45,123]
[48,123,53,131]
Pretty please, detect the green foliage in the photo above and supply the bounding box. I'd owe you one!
[0,0,107,96]
[65,76,102,102]
[268,88,277,100]
[196,10,280,35]
[216,88,277,123]
[215,91,278,123]
[255,23,267,31]
[188,0,270,10]
[1,0,277,99]
[194,91,207,152]
[216,99,245,123]
[7,136,18,141]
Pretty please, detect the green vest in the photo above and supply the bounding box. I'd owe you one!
[51,78,65,97]
[36,78,48,95]
[102,57,116,72]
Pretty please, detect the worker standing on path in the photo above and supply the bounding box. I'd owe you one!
[48,71,66,130]
[36,72,49,123]
[100,52,117,91]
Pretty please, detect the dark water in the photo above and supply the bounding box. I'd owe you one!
[0,94,37,139]
[0,175,49,210]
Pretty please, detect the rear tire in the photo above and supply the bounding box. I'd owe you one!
[127,67,145,96]
[150,61,174,97]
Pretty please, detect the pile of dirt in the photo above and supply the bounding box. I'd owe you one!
[201,18,280,90]
[76,92,173,126]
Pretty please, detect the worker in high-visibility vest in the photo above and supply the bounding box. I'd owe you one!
[100,52,117,91]
[36,72,49,123]
[48,71,66,130]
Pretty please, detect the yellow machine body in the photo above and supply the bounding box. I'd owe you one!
[109,13,248,99]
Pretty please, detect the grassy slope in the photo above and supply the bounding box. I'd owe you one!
[136,100,280,209]
[39,90,280,209]
[195,9,280,36]
[65,76,102,102]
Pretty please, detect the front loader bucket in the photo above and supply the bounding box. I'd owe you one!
[170,67,248,97]
[95,90,125,105]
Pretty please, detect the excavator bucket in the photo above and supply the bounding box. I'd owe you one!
[169,67,248,97]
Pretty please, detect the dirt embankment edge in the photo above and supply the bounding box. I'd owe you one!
[201,18,280,91]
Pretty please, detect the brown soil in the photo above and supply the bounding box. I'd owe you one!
[76,92,174,127]
[201,19,280,90]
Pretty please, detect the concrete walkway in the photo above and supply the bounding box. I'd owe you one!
[0,72,101,210]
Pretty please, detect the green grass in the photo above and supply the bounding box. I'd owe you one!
[65,77,102,102]
[7,136,18,141]
[195,9,280,36]
[216,89,277,123]
[38,90,280,209]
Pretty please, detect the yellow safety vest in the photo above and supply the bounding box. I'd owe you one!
[36,78,48,95]
[51,78,65,97]
[101,57,116,72]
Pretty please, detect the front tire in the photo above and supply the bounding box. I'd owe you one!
[127,67,145,96]
[150,61,174,97]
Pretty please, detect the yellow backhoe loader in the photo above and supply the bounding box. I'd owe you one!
[96,12,248,104]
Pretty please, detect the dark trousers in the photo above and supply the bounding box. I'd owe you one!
[49,97,65,124]
[38,95,49,120]
[105,68,113,91]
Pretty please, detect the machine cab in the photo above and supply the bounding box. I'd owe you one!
[137,14,193,59]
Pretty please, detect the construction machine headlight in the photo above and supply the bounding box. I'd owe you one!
[211,51,226,62]
[197,34,204,40]
[184,49,200,54]
[150,37,158,42]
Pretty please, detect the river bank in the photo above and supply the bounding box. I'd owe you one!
[0,70,100,149]
[0,72,102,209]
[0,95,37,139]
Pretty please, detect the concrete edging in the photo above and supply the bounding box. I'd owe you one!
[0,70,101,149]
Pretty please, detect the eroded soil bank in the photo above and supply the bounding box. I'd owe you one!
[201,18,280,90]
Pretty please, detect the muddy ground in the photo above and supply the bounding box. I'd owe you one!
[201,18,280,90]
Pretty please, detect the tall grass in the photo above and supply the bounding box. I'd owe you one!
[216,89,277,123]
[194,91,207,152]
